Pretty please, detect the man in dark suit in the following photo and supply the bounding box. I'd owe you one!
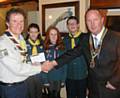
[42,9,120,98]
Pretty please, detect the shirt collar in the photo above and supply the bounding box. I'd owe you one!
[6,29,23,43]
[92,26,105,42]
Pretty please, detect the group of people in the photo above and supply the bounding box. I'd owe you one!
[42,8,120,98]
[0,7,120,98]
[0,7,68,98]
[25,15,87,98]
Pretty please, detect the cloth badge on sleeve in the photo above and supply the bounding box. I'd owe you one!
[0,49,8,58]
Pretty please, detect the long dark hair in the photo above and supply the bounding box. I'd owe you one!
[44,26,65,50]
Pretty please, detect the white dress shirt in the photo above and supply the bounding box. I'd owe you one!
[0,34,41,83]
[92,26,105,47]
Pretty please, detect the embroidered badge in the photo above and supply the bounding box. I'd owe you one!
[0,49,8,58]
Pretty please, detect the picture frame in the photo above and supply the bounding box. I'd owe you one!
[106,9,120,32]
[106,16,120,32]
[99,9,120,32]
[42,1,79,35]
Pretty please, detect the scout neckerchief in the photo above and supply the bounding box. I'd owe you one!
[28,38,40,56]
[89,28,108,68]
[5,31,27,62]
[69,31,81,49]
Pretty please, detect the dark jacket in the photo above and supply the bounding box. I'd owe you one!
[45,44,67,81]
[55,30,120,88]
[63,33,88,80]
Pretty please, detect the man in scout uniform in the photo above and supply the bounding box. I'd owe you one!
[0,8,46,98]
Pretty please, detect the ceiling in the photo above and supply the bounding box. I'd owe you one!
[0,0,38,6]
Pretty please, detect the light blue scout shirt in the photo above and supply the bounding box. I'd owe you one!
[0,33,41,83]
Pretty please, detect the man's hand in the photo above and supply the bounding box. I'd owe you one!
[106,81,116,90]
[41,60,57,72]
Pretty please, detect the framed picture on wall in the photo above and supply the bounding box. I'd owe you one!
[42,1,79,35]
[106,16,120,32]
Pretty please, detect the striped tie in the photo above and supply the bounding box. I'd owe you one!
[94,37,98,48]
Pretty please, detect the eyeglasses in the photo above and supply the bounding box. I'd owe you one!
[29,32,39,34]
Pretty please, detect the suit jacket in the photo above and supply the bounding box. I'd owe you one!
[55,29,120,88]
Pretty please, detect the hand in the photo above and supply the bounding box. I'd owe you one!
[32,62,40,66]
[106,81,116,90]
[41,61,55,72]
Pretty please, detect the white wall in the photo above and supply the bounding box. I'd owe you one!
[28,11,40,26]
[107,9,120,16]
[41,0,78,5]
[80,0,90,32]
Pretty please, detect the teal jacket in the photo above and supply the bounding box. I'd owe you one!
[45,44,67,81]
[63,33,88,80]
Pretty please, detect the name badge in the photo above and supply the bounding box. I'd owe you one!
[30,52,46,63]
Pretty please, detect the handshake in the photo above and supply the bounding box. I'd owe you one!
[41,60,58,72]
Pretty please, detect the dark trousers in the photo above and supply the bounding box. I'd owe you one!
[88,74,120,98]
[66,78,87,98]
[26,74,43,98]
[48,81,61,98]
[0,81,28,98]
